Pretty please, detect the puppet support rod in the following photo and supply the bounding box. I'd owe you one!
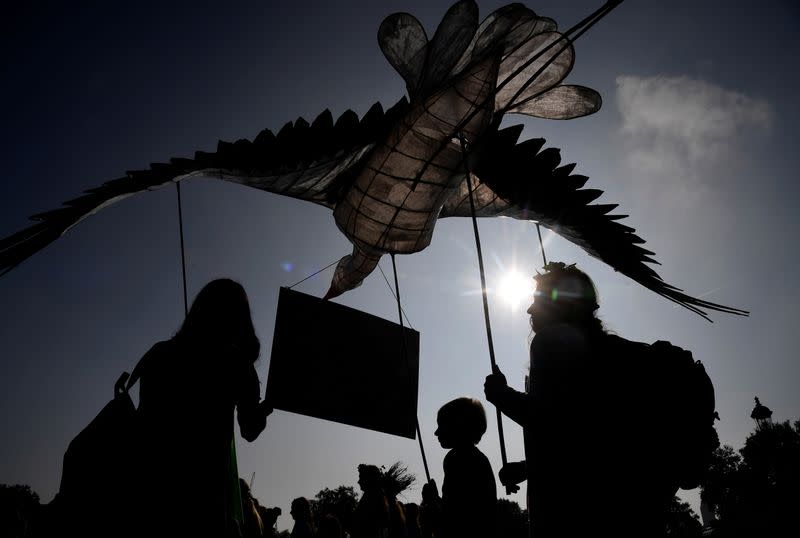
[390,253,432,483]
[457,134,516,495]
[536,223,548,268]
[174,182,246,523]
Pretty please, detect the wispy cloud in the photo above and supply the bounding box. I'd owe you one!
[615,76,771,184]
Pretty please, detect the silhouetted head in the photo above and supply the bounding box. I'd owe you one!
[316,514,343,538]
[404,502,420,524]
[290,497,311,522]
[357,464,383,493]
[528,262,600,333]
[435,397,487,448]
[260,506,281,528]
[176,278,260,362]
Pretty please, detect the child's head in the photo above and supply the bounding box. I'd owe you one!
[435,397,487,448]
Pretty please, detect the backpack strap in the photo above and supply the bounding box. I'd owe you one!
[114,372,131,397]
[123,339,174,394]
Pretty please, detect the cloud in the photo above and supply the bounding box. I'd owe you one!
[615,76,771,182]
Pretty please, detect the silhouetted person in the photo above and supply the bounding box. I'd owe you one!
[418,481,439,538]
[129,278,272,537]
[379,463,415,538]
[290,497,314,538]
[386,495,406,538]
[240,478,265,537]
[485,263,679,537]
[259,505,282,538]
[403,503,422,538]
[316,514,344,538]
[422,397,497,538]
[353,464,390,538]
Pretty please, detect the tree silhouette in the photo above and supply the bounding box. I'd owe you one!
[310,486,359,536]
[700,444,742,527]
[0,484,40,538]
[664,496,703,536]
[701,419,800,535]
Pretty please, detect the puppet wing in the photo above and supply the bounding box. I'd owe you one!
[0,99,409,275]
[439,124,748,320]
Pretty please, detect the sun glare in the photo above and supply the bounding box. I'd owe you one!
[497,270,535,310]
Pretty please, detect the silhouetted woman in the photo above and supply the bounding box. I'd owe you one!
[130,278,271,536]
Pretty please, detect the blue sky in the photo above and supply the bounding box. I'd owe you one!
[1,0,798,528]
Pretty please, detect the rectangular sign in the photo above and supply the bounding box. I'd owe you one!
[266,287,419,439]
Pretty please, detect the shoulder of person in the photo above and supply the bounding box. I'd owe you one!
[137,339,179,369]
[532,324,591,352]
[444,445,485,467]
[151,339,176,353]
[443,447,467,469]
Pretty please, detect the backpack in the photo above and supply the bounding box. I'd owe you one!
[56,372,142,534]
[644,340,720,490]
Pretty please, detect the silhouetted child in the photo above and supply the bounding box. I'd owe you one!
[423,397,497,538]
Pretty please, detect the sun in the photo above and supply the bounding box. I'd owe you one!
[497,269,535,310]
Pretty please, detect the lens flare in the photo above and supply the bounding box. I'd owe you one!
[497,270,535,310]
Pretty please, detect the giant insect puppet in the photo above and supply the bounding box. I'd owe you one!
[0,0,747,320]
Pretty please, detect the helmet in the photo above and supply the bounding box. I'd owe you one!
[531,262,599,313]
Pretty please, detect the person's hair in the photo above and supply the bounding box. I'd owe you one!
[175,278,260,362]
[239,478,264,536]
[380,462,416,498]
[316,514,343,538]
[532,263,604,334]
[437,397,487,445]
[357,464,383,491]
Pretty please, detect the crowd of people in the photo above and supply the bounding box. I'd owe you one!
[8,261,714,537]
[256,426,495,538]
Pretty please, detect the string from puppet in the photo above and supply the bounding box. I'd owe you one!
[284,256,414,328]
[378,262,414,328]
[274,224,430,482]
[286,258,340,290]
